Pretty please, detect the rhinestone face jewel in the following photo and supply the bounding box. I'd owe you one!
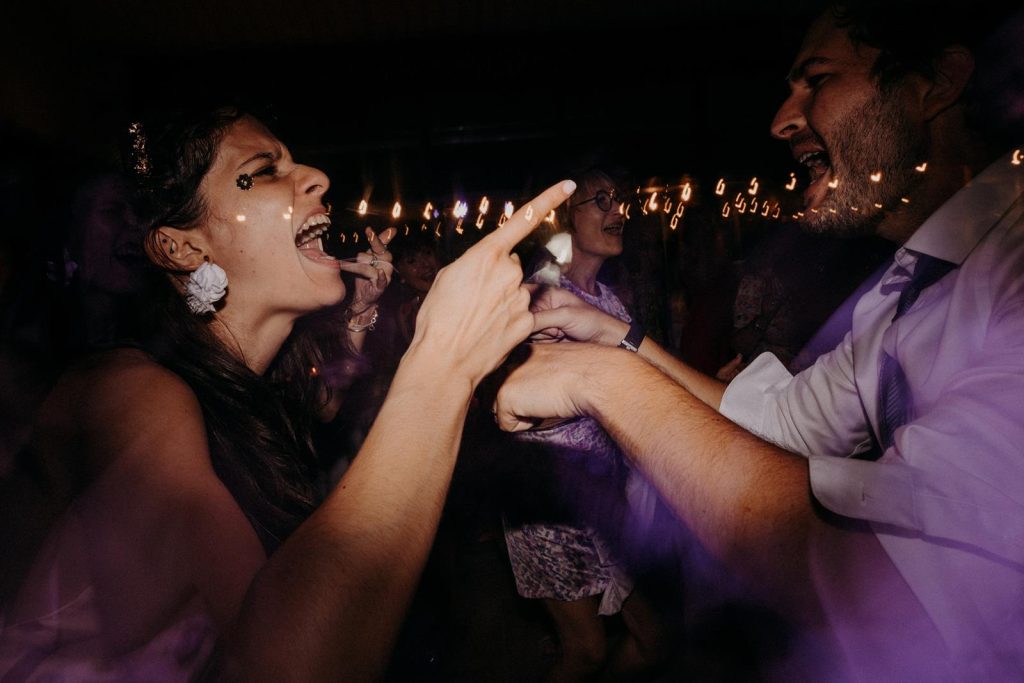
[236,173,254,191]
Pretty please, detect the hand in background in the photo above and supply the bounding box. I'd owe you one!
[340,227,397,312]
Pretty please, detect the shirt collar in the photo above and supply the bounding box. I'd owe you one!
[902,149,1024,265]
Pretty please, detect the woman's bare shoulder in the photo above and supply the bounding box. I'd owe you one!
[69,348,201,419]
[36,348,209,477]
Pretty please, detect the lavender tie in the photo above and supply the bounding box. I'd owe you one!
[873,252,956,455]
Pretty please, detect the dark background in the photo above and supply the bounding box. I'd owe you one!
[2,0,823,217]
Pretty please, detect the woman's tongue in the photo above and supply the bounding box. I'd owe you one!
[298,238,338,263]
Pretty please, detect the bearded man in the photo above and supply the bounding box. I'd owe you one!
[496,3,1024,678]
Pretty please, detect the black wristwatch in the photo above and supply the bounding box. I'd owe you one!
[617,319,644,352]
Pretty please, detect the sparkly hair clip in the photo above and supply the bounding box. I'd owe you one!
[236,173,254,191]
[127,121,151,179]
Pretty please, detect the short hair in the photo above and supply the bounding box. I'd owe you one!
[828,1,1023,146]
[557,163,631,232]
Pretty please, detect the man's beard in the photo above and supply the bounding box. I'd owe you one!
[802,89,928,237]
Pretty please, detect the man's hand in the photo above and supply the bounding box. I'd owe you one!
[494,342,619,432]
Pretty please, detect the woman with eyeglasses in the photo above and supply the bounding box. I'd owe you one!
[502,167,668,681]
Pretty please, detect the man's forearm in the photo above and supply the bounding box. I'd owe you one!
[634,336,728,410]
[582,348,821,617]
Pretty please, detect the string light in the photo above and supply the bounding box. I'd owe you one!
[915,162,928,172]
[870,171,882,183]
[1012,149,1022,166]
[670,203,685,230]
[323,168,864,241]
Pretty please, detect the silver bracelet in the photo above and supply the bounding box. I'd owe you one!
[346,307,378,333]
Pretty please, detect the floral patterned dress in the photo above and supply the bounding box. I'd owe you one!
[502,276,636,615]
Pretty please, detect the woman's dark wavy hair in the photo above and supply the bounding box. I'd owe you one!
[125,104,354,552]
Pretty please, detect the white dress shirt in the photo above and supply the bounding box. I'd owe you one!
[720,151,1024,676]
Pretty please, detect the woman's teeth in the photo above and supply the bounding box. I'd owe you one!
[296,214,331,249]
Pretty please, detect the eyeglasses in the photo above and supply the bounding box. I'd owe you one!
[574,189,627,213]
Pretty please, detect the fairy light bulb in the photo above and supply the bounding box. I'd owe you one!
[358,200,368,216]
[392,202,402,219]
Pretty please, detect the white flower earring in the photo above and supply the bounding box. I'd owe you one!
[185,259,228,314]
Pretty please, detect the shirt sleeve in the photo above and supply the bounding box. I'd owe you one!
[719,334,873,459]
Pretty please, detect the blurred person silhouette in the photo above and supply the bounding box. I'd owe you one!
[503,166,669,682]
